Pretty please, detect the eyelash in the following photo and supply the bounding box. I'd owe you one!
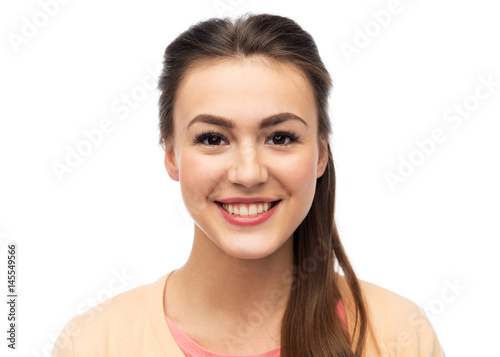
[193,130,300,146]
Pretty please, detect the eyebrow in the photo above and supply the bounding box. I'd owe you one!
[185,112,308,132]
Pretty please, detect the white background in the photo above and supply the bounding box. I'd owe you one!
[1,0,499,356]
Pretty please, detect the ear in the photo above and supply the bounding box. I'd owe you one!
[164,139,180,182]
[317,134,329,179]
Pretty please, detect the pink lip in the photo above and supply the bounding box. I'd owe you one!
[217,197,279,204]
[215,200,281,226]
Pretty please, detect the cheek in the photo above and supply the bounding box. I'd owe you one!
[178,153,224,212]
[274,153,318,225]
[277,152,318,190]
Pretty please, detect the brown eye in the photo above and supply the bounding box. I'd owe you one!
[265,131,299,146]
[193,132,228,146]
[272,134,287,145]
[205,135,223,145]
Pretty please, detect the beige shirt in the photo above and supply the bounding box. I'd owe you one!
[52,271,446,356]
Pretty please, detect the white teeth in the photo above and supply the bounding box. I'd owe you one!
[248,205,257,216]
[221,202,275,216]
[239,206,248,216]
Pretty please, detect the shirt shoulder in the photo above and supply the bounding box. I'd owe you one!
[357,279,446,357]
[51,275,169,357]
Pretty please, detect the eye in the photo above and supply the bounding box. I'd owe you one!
[193,131,228,146]
[193,130,300,146]
[265,131,299,146]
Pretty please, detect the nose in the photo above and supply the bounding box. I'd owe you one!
[227,142,269,188]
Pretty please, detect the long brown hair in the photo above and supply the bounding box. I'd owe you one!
[157,13,367,356]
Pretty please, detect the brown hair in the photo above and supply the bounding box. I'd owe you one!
[157,13,367,356]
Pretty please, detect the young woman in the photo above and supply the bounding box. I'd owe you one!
[53,14,445,357]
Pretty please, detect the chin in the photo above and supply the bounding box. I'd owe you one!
[223,248,278,261]
[216,235,291,261]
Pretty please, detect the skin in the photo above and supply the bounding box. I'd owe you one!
[163,57,328,354]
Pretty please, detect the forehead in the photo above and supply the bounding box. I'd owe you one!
[173,57,317,132]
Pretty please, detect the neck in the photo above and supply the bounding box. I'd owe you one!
[183,229,293,313]
[165,226,294,351]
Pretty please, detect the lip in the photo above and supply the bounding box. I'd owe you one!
[215,200,281,226]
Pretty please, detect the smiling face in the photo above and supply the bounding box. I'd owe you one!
[164,57,328,260]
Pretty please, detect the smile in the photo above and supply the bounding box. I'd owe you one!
[218,201,280,216]
[215,200,281,227]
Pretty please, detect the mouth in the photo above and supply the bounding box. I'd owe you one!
[215,200,281,216]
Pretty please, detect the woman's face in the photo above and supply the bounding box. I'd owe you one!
[164,57,328,260]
